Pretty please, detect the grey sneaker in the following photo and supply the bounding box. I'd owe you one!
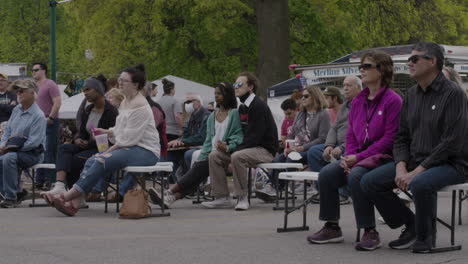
[255,183,277,202]
[148,187,175,209]
[355,229,381,251]
[307,225,344,244]
[234,195,249,211]
[201,196,232,209]
[339,194,351,205]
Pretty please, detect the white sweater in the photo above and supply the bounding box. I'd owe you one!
[109,97,160,158]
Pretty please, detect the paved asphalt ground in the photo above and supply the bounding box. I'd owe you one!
[1,192,468,264]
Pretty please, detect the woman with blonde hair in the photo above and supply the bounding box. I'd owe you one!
[257,85,331,201]
[105,88,125,108]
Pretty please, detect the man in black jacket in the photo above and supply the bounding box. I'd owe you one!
[204,72,278,211]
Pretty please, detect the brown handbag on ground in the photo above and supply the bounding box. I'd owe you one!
[119,184,151,219]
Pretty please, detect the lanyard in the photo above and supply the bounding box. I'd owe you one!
[364,88,387,142]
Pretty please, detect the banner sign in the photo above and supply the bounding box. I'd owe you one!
[302,63,410,80]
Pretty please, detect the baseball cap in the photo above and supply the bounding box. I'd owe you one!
[11,79,38,93]
[0,73,8,80]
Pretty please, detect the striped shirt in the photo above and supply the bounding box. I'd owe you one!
[393,73,468,178]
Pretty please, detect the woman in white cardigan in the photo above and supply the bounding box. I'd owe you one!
[43,64,160,216]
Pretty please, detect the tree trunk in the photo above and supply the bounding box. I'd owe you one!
[255,0,290,100]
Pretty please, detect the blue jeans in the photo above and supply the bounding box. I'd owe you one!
[73,146,158,195]
[361,162,465,240]
[318,161,380,228]
[36,119,60,184]
[184,148,199,170]
[0,152,42,200]
[307,144,349,197]
[268,151,308,189]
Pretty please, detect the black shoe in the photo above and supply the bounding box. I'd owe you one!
[0,199,18,208]
[389,225,417,249]
[412,236,433,253]
[16,189,29,203]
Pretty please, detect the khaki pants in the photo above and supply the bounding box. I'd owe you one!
[209,147,273,197]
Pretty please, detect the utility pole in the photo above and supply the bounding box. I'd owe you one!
[49,0,57,81]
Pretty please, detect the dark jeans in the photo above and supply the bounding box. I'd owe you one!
[318,161,380,228]
[166,149,187,183]
[178,160,209,196]
[362,162,465,240]
[55,144,98,189]
[36,119,60,184]
[307,144,349,197]
[268,151,308,189]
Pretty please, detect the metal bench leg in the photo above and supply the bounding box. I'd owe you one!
[28,169,48,207]
[429,191,462,253]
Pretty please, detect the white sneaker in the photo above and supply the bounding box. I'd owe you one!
[40,182,66,196]
[234,195,249,211]
[201,196,232,209]
[79,196,88,209]
[255,183,277,202]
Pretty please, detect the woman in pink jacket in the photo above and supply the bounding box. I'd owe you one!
[306,50,402,251]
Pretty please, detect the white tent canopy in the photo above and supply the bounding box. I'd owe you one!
[58,75,215,120]
[151,75,214,105]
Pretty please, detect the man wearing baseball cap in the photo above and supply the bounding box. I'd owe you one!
[323,86,343,124]
[0,79,46,208]
[0,73,17,123]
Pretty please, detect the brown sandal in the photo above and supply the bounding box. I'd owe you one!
[86,192,102,202]
[52,194,78,217]
[106,191,123,203]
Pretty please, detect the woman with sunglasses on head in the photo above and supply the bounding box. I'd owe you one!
[307,50,402,251]
[147,82,243,208]
[43,64,161,216]
[256,86,330,202]
[41,75,119,204]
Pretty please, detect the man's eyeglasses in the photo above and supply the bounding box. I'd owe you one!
[358,64,377,70]
[302,94,310,99]
[233,82,244,88]
[31,68,41,72]
[407,54,432,64]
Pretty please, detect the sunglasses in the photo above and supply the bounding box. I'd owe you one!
[232,82,244,88]
[407,54,432,64]
[358,64,377,70]
[15,89,28,94]
[301,94,310,99]
[31,68,41,72]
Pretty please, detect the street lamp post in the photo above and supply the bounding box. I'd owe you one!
[49,0,57,81]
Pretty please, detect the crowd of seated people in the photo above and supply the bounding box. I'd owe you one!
[0,42,467,255]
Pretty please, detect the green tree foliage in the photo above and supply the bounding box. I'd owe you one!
[0,0,466,87]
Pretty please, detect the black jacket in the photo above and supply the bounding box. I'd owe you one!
[237,96,278,155]
[75,100,119,149]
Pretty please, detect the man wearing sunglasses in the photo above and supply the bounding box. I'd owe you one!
[204,72,278,211]
[31,62,62,191]
[362,42,468,253]
[0,73,17,123]
[0,80,46,208]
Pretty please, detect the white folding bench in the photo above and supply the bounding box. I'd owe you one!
[23,163,56,207]
[429,183,468,252]
[105,163,173,217]
[277,171,318,233]
[254,163,304,210]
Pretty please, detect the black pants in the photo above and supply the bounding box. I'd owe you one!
[177,160,209,196]
[55,144,98,189]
